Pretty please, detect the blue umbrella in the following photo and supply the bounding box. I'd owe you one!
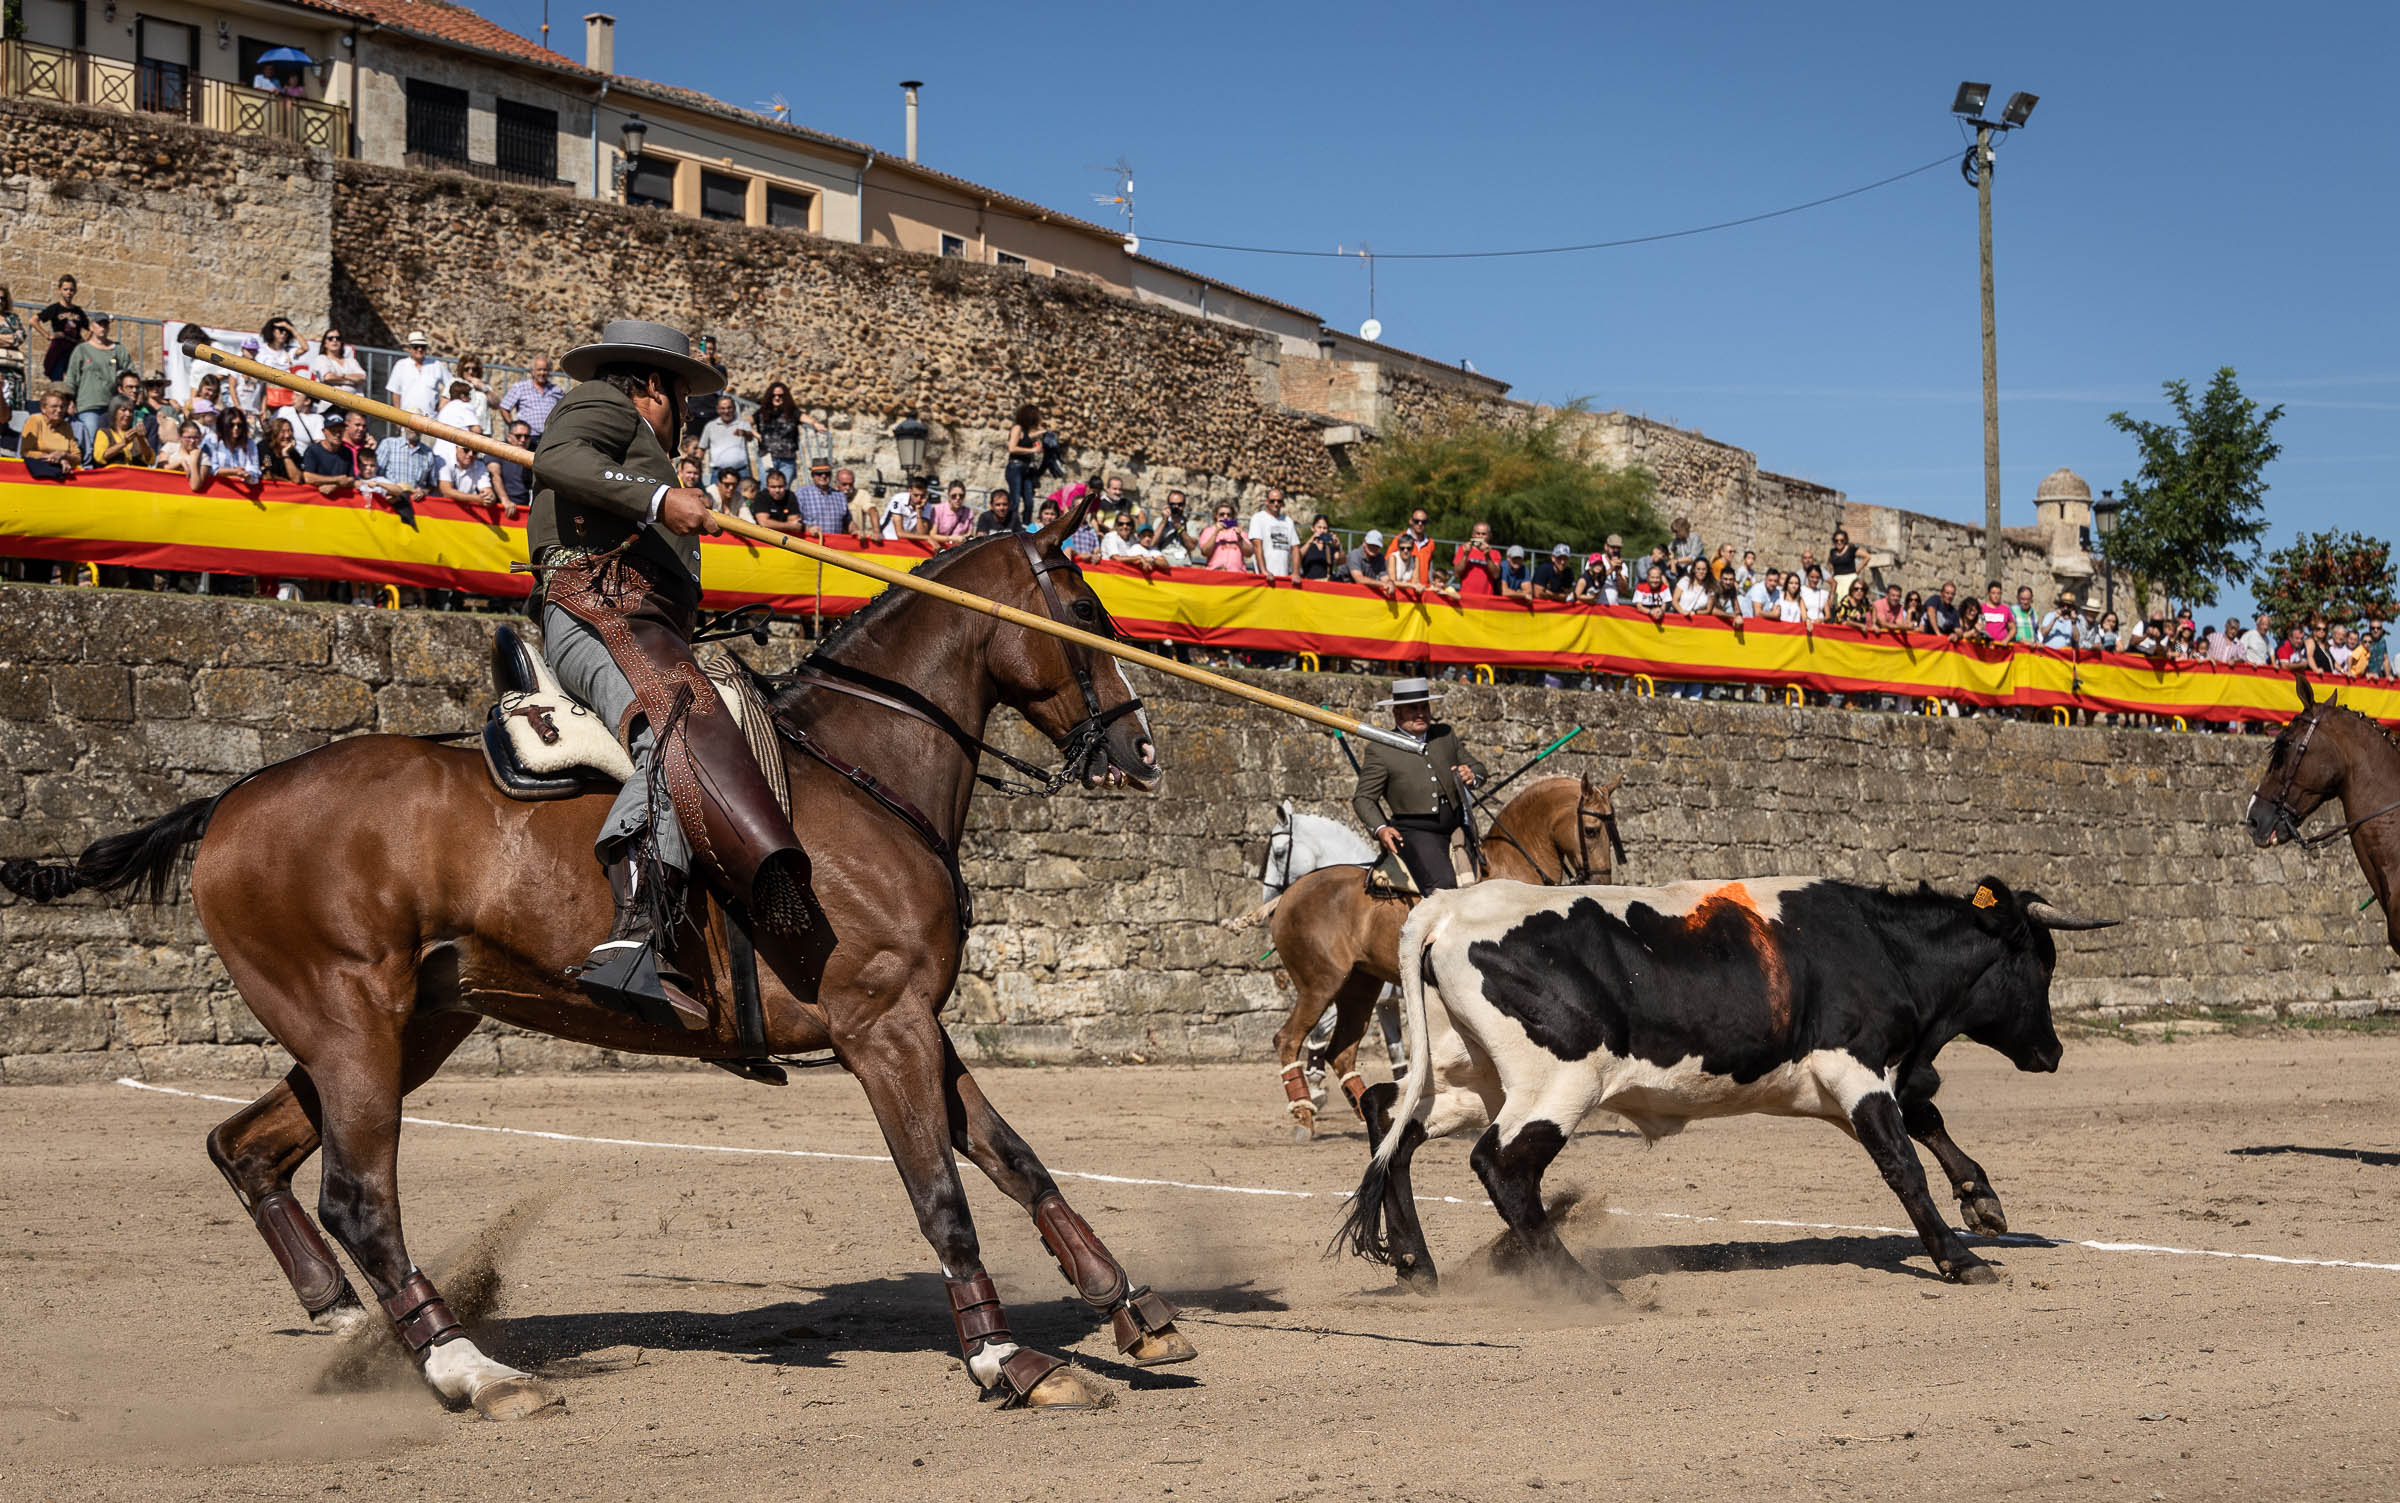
[256,46,314,65]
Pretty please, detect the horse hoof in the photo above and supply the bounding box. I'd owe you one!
[1290,1119,1316,1145]
[471,1376,562,1421]
[1947,1260,2001,1286]
[1395,1259,1440,1297]
[1125,1323,1198,1367]
[1023,1365,1115,1411]
[1963,1196,2008,1236]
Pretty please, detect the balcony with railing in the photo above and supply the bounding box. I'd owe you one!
[0,39,347,155]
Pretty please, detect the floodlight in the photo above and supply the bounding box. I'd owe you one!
[1951,81,1990,117]
[2001,91,2039,128]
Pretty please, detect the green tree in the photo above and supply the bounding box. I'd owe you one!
[2252,530,2398,630]
[2101,368,2284,613]
[1328,402,1661,556]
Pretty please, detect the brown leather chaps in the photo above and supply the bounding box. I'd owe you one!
[546,551,814,934]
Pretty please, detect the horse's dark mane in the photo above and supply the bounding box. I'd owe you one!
[761,533,1019,717]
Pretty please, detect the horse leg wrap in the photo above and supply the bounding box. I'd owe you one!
[1340,1071,1369,1117]
[1032,1194,1181,1355]
[380,1271,465,1355]
[946,1272,1061,1404]
[1033,1193,1129,1308]
[251,1192,352,1318]
[1280,1061,1315,1119]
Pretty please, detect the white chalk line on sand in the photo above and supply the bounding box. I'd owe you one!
[117,1078,2400,1276]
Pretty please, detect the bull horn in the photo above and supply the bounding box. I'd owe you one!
[2026,901,2119,932]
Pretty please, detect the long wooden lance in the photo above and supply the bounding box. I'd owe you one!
[184,339,1424,752]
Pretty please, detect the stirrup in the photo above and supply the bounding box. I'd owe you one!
[578,937,708,1030]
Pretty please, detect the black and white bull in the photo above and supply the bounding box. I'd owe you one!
[1337,874,2114,1297]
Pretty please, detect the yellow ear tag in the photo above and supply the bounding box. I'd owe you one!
[1972,886,1998,909]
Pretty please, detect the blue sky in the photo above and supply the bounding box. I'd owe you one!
[492,0,2392,614]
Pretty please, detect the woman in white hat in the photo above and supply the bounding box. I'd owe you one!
[1350,679,1486,892]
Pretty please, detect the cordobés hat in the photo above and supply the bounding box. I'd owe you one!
[561,319,724,394]
[1376,677,1445,708]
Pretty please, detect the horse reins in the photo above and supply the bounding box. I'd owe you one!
[764,530,1148,936]
[1481,806,1597,886]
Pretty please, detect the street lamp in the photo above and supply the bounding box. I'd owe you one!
[612,114,648,202]
[2092,487,2121,617]
[1951,79,2040,587]
[891,416,929,478]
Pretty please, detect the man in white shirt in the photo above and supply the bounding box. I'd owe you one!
[439,450,512,515]
[1246,487,1299,578]
[2239,612,2274,666]
[383,331,450,419]
[1743,569,1777,618]
[698,395,756,485]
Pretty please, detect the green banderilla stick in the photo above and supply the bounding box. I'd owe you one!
[1479,726,1587,800]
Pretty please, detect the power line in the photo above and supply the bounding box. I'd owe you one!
[1139,150,1961,261]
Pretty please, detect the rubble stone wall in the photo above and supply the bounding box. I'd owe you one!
[4,586,2389,1084]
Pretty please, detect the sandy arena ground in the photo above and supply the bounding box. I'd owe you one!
[6,1033,2400,1501]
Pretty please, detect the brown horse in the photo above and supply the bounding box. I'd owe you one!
[1257,774,1621,1139]
[0,509,1198,1417]
[2245,674,2400,956]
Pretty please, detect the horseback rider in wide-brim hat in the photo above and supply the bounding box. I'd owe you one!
[1352,677,1486,895]
[533,319,812,1027]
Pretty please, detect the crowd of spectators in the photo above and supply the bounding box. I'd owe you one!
[2,284,2392,700]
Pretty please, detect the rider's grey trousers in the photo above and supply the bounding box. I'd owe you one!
[542,603,692,871]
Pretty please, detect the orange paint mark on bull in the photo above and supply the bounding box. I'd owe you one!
[1688,882,1793,1036]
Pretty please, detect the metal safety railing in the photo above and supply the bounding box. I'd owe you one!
[1,40,347,155]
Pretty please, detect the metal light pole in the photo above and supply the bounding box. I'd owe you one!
[2092,488,2120,617]
[1952,83,2039,589]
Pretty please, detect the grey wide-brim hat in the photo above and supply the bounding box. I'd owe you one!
[560,319,723,394]
[1375,677,1445,708]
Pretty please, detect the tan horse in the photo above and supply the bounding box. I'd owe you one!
[1256,774,1621,1139]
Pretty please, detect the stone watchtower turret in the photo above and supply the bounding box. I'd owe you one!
[2033,466,2096,598]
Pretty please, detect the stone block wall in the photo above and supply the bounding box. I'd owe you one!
[3,586,2391,1083]
[0,98,334,334]
[326,161,1336,513]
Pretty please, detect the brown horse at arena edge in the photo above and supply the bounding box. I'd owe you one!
[0,508,1198,1418]
[1253,774,1621,1139]
[2245,674,2400,956]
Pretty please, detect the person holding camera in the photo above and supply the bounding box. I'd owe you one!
[1004,402,1043,514]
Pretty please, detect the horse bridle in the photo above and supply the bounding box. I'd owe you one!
[779,530,1144,799]
[1010,529,1145,789]
[1259,821,1296,895]
[2258,702,2400,849]
[1482,801,1599,886]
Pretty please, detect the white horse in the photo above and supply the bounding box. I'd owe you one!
[1228,799,1402,1101]
[1248,798,1379,912]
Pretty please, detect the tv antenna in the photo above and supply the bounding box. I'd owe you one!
[1089,157,1136,247]
[755,92,792,123]
[1338,242,1380,341]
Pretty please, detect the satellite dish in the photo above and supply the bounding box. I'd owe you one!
[1122,234,1139,256]
[1359,318,1382,342]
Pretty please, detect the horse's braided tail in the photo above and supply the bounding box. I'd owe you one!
[1,798,217,904]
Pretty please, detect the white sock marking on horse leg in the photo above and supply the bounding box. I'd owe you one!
[964,1340,1021,1387]
[421,1336,531,1405]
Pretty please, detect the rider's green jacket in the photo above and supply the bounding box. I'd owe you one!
[1352,725,1486,831]
[529,381,699,606]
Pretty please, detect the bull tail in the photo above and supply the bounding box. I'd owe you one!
[1333,896,1444,1264]
[1223,893,1282,932]
[1,798,216,905]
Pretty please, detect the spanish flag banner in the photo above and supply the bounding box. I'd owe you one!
[4,463,2392,728]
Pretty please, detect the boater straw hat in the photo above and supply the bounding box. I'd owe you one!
[1376,677,1445,708]
[560,319,724,394]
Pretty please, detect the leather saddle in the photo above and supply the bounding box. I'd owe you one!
[484,624,635,799]
[482,624,784,809]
